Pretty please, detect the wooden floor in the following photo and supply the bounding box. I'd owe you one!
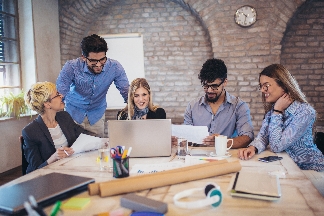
[0,166,22,186]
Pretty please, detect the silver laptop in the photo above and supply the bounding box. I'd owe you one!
[108,119,172,157]
[0,172,94,215]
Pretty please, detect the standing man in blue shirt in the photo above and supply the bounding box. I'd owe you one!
[57,34,129,137]
[184,58,254,148]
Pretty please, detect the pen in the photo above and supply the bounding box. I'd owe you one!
[61,146,69,156]
[199,158,218,162]
[24,201,40,216]
[63,149,69,156]
[24,195,47,216]
[126,147,132,157]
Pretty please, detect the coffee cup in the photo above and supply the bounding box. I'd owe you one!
[215,135,233,156]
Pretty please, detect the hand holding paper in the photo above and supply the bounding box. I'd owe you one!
[70,133,102,154]
[172,125,209,144]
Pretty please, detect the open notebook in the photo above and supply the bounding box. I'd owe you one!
[0,172,94,215]
[230,171,281,201]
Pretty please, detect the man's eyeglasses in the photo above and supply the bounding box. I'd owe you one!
[86,56,107,65]
[258,83,271,91]
[49,92,61,101]
[203,79,225,91]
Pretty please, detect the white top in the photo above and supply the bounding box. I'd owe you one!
[48,124,68,149]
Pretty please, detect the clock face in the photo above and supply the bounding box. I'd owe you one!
[234,5,257,27]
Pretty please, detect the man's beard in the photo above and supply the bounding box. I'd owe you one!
[88,65,104,74]
[205,88,224,103]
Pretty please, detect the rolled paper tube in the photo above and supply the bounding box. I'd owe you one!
[88,160,241,197]
[88,160,227,196]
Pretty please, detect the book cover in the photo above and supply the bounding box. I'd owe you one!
[230,171,281,201]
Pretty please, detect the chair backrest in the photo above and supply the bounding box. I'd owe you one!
[20,136,29,175]
[314,132,324,155]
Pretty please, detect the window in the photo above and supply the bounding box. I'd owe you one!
[0,0,20,96]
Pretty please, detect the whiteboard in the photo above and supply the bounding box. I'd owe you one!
[101,33,145,109]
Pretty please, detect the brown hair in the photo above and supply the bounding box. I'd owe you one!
[259,64,307,114]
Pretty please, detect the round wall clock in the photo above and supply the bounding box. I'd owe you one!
[234,5,257,27]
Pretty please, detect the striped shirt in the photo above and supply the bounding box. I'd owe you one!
[250,101,324,171]
[56,58,129,125]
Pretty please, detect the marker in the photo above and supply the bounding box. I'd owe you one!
[122,150,128,159]
[50,201,62,216]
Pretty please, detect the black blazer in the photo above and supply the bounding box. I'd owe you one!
[117,107,166,120]
[22,111,85,174]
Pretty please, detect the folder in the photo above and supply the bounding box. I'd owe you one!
[230,171,281,201]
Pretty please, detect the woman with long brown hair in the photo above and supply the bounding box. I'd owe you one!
[238,64,324,171]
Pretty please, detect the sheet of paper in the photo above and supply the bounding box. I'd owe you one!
[130,161,184,174]
[70,133,102,154]
[172,125,209,143]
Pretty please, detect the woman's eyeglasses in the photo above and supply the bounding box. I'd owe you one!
[202,80,225,91]
[86,56,107,65]
[49,92,61,101]
[258,83,271,91]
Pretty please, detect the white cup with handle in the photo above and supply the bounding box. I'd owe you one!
[215,135,233,156]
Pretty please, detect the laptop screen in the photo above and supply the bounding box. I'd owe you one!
[108,119,172,157]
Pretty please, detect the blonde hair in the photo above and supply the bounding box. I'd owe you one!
[25,81,56,115]
[259,64,308,114]
[119,78,158,120]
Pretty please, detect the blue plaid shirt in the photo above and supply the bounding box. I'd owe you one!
[56,58,129,125]
[250,101,324,171]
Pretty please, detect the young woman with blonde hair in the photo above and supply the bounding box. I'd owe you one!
[117,78,166,120]
[22,81,93,173]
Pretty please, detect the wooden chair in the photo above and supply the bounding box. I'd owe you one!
[19,136,29,175]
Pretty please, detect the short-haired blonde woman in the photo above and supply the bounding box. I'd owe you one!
[238,64,324,171]
[117,78,166,120]
[22,81,89,173]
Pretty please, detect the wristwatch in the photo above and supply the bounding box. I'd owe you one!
[254,147,258,154]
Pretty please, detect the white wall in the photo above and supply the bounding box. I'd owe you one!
[18,0,61,88]
[32,0,61,83]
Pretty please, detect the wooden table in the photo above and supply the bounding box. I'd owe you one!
[2,148,324,216]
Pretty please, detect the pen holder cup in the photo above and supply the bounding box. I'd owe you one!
[113,157,129,178]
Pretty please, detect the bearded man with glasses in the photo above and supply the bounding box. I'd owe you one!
[57,34,129,137]
[183,58,254,148]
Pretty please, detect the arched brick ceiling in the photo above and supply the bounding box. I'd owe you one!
[59,0,306,63]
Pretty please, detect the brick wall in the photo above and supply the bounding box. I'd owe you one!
[281,0,324,126]
[57,0,324,135]
[87,0,212,120]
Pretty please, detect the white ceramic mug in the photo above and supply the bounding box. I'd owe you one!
[215,135,233,156]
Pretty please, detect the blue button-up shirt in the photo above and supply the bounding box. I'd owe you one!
[56,58,129,125]
[184,92,254,140]
[250,101,324,171]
